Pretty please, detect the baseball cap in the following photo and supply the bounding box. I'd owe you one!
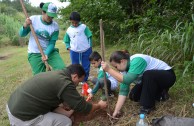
[42,2,57,18]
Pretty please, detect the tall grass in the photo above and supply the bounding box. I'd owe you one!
[128,15,194,77]
[0,13,27,47]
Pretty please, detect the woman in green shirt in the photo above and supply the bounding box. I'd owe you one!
[101,50,176,117]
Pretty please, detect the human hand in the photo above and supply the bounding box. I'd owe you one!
[23,18,31,28]
[112,110,121,118]
[88,93,93,99]
[101,61,110,72]
[41,55,48,62]
[67,48,71,51]
[98,100,107,109]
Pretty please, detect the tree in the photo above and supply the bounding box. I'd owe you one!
[60,0,127,44]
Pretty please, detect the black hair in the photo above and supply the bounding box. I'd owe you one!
[109,50,130,63]
[40,2,44,8]
[89,51,102,61]
[67,64,85,78]
[69,12,81,21]
[40,2,46,13]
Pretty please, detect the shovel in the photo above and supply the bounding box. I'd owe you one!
[19,0,52,71]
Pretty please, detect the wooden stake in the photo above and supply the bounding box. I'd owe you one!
[99,19,110,114]
[19,0,51,71]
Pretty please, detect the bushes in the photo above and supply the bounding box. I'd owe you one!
[60,0,127,44]
[60,0,194,45]
[0,37,11,47]
[0,0,41,47]
[0,13,27,46]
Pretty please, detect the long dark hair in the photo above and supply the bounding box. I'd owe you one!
[109,50,130,63]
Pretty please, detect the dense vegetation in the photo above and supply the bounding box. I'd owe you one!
[0,0,193,96]
[0,0,41,47]
[0,0,193,124]
[60,0,194,76]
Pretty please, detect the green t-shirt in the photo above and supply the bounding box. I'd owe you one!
[8,69,92,121]
[119,57,147,96]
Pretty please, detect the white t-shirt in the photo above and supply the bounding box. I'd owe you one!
[130,54,172,71]
[66,24,90,52]
[28,15,59,53]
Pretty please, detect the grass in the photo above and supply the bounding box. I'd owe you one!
[0,41,193,126]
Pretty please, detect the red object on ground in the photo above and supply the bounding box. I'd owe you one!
[82,83,89,96]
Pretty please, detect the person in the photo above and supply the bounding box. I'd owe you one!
[6,64,107,126]
[101,50,176,116]
[19,2,65,75]
[63,11,92,82]
[88,51,118,100]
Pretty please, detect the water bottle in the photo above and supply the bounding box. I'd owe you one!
[136,114,148,126]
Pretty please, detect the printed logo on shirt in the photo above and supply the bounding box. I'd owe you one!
[73,32,79,38]
[35,29,51,41]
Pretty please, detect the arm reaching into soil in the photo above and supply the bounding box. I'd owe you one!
[89,100,107,114]
[113,95,126,117]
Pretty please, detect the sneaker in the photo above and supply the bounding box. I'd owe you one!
[139,106,155,114]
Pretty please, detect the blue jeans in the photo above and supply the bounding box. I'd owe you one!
[70,48,92,82]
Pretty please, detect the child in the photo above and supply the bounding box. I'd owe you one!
[88,51,118,99]
[63,11,92,82]
[19,2,65,75]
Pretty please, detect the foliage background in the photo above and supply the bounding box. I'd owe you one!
[0,0,193,125]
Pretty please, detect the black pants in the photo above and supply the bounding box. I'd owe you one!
[129,69,176,108]
[91,78,112,94]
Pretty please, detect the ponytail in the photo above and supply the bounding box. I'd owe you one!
[109,50,130,63]
[40,2,45,9]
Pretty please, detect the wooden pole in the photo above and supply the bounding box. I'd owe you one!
[99,19,110,114]
[19,0,51,71]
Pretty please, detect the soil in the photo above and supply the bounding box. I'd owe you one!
[72,101,122,126]
[72,109,109,126]
[0,56,8,60]
[0,54,12,60]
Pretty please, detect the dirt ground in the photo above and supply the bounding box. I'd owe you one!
[71,67,193,126]
[72,96,193,126]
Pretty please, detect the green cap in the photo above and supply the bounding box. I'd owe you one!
[42,2,57,18]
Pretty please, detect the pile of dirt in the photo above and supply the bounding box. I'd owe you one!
[73,67,193,126]
[72,109,109,126]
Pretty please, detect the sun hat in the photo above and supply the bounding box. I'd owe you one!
[42,2,57,18]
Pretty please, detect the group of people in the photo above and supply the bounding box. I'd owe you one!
[6,2,176,126]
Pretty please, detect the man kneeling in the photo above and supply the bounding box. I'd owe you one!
[6,64,107,126]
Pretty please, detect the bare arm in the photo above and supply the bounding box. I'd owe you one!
[89,100,107,114]
[107,68,123,82]
[113,95,127,117]
[101,61,124,82]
